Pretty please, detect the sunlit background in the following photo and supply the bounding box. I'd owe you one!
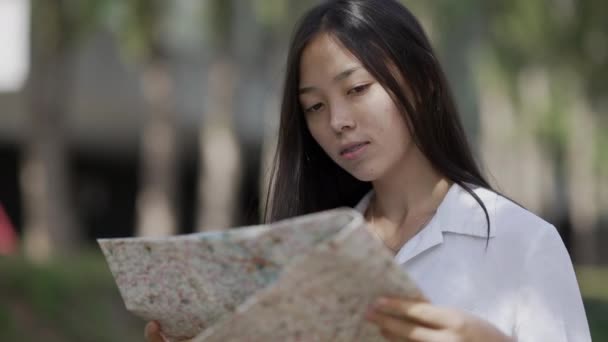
[0,0,606,340]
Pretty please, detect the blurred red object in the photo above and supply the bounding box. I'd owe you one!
[0,203,17,255]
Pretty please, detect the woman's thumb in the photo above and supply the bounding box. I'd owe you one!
[144,321,169,342]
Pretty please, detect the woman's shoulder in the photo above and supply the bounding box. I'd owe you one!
[471,185,564,249]
[466,186,572,277]
[473,187,589,341]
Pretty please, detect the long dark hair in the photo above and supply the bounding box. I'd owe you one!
[265,0,493,234]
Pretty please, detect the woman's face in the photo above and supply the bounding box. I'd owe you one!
[299,33,414,182]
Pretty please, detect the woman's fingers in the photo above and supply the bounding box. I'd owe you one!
[379,328,405,342]
[372,297,461,329]
[144,321,169,342]
[366,309,447,342]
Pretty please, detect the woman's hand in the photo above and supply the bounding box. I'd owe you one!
[366,297,513,342]
[144,321,196,342]
[144,321,170,342]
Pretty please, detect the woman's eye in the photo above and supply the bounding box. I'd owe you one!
[347,84,371,95]
[305,103,324,113]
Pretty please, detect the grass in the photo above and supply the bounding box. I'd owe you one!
[577,265,608,341]
[0,251,142,342]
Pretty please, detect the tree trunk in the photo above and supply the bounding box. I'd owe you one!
[195,0,246,232]
[195,60,241,232]
[21,1,79,262]
[566,99,599,264]
[135,58,179,237]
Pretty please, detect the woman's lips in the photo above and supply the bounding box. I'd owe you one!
[340,142,369,160]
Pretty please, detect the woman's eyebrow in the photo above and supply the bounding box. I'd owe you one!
[333,66,361,82]
[299,66,363,95]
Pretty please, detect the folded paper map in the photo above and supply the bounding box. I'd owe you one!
[98,208,423,341]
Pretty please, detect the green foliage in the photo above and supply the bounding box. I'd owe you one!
[200,0,234,52]
[411,0,607,169]
[585,298,608,341]
[596,131,608,176]
[534,90,570,159]
[30,0,112,54]
[577,266,608,302]
[577,266,608,340]
[103,0,170,62]
[253,0,288,30]
[0,253,142,342]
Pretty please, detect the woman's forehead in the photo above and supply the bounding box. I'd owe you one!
[299,34,366,86]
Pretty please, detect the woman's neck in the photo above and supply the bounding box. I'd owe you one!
[371,146,451,226]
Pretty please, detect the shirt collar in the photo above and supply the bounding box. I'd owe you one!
[354,182,497,239]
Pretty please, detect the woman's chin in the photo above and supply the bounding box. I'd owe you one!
[347,168,380,183]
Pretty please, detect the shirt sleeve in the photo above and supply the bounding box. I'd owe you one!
[513,224,591,342]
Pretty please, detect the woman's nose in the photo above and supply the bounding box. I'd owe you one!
[329,105,356,134]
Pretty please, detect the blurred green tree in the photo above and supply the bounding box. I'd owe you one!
[482,0,607,263]
[21,0,112,261]
[416,0,608,263]
[104,0,179,237]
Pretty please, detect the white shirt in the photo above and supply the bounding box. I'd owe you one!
[354,183,591,341]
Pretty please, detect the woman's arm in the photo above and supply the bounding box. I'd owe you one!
[513,225,591,342]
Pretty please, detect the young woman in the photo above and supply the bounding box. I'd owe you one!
[146,0,591,341]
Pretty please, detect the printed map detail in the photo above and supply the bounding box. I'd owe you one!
[98,208,423,341]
